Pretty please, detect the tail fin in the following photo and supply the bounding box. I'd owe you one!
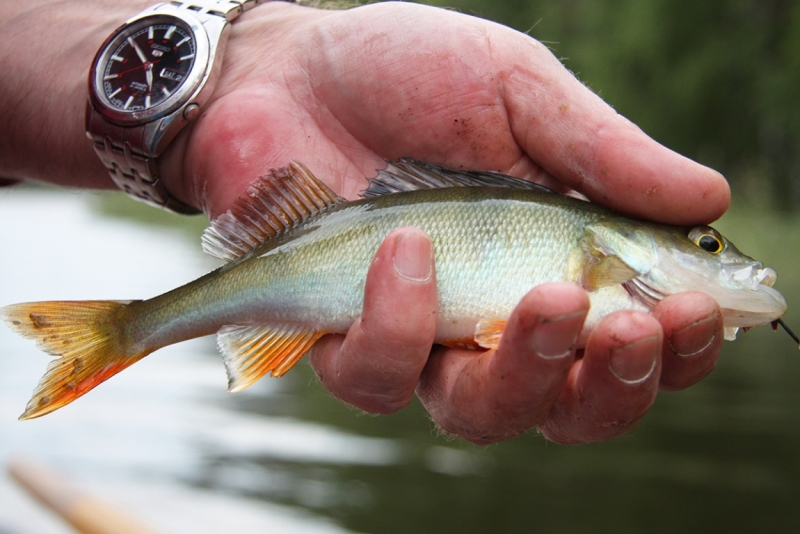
[1,300,147,420]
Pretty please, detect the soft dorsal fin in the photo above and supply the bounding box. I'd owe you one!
[202,162,345,262]
[362,158,554,198]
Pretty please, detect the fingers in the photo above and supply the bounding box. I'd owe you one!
[496,36,730,225]
[538,311,663,445]
[652,291,723,391]
[537,295,722,445]
[308,228,437,414]
[416,283,589,445]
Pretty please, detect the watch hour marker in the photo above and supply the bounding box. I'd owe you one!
[179,53,195,62]
[145,95,151,108]
[108,87,122,99]
[161,87,171,97]
[175,35,190,47]
[148,26,154,40]
[111,54,124,62]
[104,73,119,80]
[128,37,147,62]
[165,26,176,39]
[124,96,134,109]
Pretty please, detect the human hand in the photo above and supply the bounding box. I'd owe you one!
[169,2,730,444]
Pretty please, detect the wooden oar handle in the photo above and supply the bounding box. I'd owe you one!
[8,457,162,534]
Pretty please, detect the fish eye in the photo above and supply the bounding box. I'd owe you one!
[688,227,724,254]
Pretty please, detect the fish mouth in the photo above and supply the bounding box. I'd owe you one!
[625,275,787,329]
[731,264,777,288]
[716,266,787,327]
[717,283,787,327]
[752,266,777,287]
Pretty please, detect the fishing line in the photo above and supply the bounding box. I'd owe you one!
[774,318,800,348]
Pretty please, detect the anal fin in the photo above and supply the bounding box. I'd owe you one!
[217,324,326,392]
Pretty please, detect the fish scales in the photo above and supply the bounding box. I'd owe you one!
[200,187,605,343]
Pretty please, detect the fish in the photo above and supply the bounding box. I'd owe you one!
[1,159,788,420]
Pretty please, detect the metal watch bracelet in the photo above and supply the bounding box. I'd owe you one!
[87,0,295,215]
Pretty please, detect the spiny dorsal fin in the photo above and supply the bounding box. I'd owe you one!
[362,158,554,198]
[202,162,345,262]
[217,324,326,392]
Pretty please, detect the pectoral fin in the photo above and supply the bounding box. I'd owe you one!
[579,220,658,291]
[217,324,326,392]
[580,254,641,291]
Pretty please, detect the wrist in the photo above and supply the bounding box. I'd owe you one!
[87,0,305,215]
[162,0,317,216]
[0,1,152,189]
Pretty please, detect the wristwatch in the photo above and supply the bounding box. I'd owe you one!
[86,0,292,214]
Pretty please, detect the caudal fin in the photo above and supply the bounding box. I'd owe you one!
[1,300,146,420]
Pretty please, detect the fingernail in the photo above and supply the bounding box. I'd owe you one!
[670,314,717,357]
[393,230,433,282]
[609,335,659,384]
[530,311,586,360]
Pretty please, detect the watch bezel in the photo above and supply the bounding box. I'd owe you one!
[89,9,211,127]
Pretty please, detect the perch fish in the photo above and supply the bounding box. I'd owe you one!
[1,160,788,419]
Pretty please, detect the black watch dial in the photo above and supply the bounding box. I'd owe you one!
[101,21,197,112]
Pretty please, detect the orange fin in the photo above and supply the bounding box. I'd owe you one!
[1,300,144,420]
[439,338,481,350]
[474,318,507,350]
[217,324,326,392]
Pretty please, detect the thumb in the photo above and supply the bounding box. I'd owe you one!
[498,34,730,225]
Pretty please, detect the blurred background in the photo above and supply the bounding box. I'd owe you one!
[2,1,800,533]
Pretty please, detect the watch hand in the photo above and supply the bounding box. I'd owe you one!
[127,37,148,64]
[113,59,160,78]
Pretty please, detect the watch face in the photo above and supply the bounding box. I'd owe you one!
[92,14,209,123]
[101,21,196,112]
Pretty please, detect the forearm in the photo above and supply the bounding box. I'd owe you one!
[0,1,150,188]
